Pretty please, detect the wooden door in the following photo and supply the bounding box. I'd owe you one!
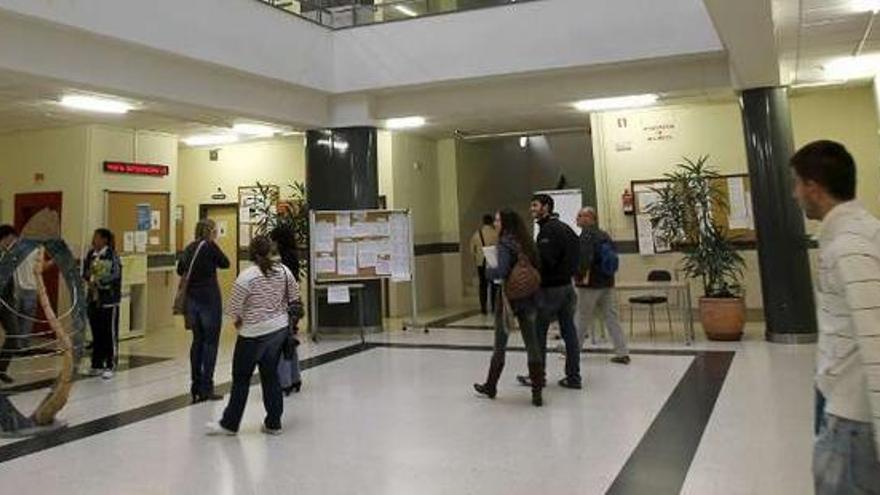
[14,192,62,336]
[203,205,238,302]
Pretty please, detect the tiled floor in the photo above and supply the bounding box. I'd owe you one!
[0,307,816,494]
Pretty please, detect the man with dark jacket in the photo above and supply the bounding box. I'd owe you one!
[523,194,582,389]
[575,207,630,364]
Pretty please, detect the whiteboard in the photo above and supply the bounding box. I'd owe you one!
[533,189,583,236]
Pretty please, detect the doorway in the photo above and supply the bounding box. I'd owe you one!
[199,204,238,301]
[14,192,63,336]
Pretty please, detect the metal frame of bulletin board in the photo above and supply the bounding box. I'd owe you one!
[308,209,421,338]
[631,173,756,256]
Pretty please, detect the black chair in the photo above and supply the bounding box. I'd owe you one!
[628,270,674,339]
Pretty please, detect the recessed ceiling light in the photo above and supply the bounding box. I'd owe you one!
[573,94,659,113]
[60,95,133,114]
[519,136,528,149]
[182,134,239,147]
[386,116,426,129]
[823,54,880,80]
[851,0,880,13]
[394,5,418,17]
[232,123,281,137]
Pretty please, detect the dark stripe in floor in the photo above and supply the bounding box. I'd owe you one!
[1,354,170,396]
[0,342,371,464]
[606,350,735,495]
[424,309,482,328]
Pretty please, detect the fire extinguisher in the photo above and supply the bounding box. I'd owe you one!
[622,189,634,215]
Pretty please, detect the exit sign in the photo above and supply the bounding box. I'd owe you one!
[103,161,169,177]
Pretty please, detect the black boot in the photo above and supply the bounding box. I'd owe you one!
[474,355,504,399]
[528,362,545,407]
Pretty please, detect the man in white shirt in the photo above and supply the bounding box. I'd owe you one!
[790,140,880,493]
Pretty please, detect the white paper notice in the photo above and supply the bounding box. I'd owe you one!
[216,220,228,238]
[636,216,655,255]
[150,210,161,230]
[375,257,391,275]
[327,286,351,304]
[335,213,352,238]
[482,246,499,268]
[239,206,251,223]
[135,231,148,253]
[728,177,750,229]
[337,241,358,275]
[358,241,378,268]
[149,236,160,246]
[316,255,336,274]
[375,219,390,237]
[314,222,335,253]
[239,225,251,247]
[123,231,135,253]
[351,222,371,238]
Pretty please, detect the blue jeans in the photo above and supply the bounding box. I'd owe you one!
[535,284,580,384]
[221,328,287,432]
[14,289,37,343]
[814,412,880,494]
[187,297,222,397]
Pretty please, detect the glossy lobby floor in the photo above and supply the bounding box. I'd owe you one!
[0,310,815,495]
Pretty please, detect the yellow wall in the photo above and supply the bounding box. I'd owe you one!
[590,85,880,309]
[0,126,89,254]
[177,136,305,244]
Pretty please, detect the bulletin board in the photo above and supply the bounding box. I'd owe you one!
[105,191,171,254]
[631,174,756,256]
[310,209,413,282]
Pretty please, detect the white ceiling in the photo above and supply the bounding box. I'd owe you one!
[781,0,880,83]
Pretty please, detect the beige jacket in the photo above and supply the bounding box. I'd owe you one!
[469,225,498,268]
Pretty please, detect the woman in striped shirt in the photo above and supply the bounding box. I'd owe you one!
[207,235,299,436]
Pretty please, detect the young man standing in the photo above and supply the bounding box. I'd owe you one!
[574,207,630,364]
[521,194,582,389]
[790,140,880,493]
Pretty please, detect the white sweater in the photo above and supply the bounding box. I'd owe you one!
[815,201,880,453]
[226,264,299,338]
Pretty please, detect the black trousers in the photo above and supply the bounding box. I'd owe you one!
[221,328,287,432]
[0,307,19,374]
[88,303,118,370]
[477,266,500,314]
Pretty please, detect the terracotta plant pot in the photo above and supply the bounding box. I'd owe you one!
[699,297,746,341]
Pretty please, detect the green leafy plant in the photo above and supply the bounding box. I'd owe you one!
[646,156,745,298]
[250,181,310,279]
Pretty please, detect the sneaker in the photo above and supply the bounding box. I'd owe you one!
[84,368,103,377]
[261,425,282,436]
[558,378,583,390]
[610,355,631,365]
[206,422,236,436]
[101,369,114,380]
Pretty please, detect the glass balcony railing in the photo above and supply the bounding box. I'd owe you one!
[259,0,538,29]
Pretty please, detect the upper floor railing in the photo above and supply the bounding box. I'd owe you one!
[258,0,540,29]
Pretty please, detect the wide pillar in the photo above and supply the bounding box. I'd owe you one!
[739,87,818,343]
[306,127,383,334]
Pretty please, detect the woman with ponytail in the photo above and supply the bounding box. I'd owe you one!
[207,235,299,436]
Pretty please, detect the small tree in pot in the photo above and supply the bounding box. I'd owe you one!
[647,156,747,341]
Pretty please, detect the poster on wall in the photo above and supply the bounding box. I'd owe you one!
[136,204,151,231]
[150,210,161,230]
[134,231,148,253]
[123,231,135,253]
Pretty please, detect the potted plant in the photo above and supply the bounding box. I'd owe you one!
[647,156,747,341]
[251,181,310,280]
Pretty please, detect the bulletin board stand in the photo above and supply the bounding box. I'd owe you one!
[308,209,423,341]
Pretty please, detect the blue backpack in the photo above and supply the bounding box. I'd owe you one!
[597,240,619,277]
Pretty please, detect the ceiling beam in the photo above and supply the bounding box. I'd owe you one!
[702,0,781,89]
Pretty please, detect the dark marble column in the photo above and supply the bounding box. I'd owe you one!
[739,87,818,343]
[306,127,382,334]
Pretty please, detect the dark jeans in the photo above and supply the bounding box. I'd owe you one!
[221,328,287,432]
[88,303,119,370]
[187,298,222,397]
[477,266,500,314]
[493,304,543,367]
[814,412,880,494]
[536,285,580,384]
[0,307,19,374]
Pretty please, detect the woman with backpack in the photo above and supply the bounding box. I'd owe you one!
[473,209,545,407]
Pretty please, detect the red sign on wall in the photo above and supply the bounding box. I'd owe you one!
[103,161,169,177]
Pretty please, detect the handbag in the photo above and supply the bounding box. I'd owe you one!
[504,243,541,301]
[173,241,205,328]
[282,266,302,360]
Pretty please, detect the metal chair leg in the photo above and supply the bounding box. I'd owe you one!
[665,303,673,339]
[648,305,656,339]
[629,304,634,338]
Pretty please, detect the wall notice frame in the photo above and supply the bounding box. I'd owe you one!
[105,191,171,254]
[631,173,756,255]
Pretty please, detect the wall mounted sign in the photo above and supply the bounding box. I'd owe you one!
[103,161,169,177]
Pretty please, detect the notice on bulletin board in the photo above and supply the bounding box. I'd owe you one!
[135,231,148,253]
[136,204,151,231]
[151,210,161,230]
[123,231,135,253]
